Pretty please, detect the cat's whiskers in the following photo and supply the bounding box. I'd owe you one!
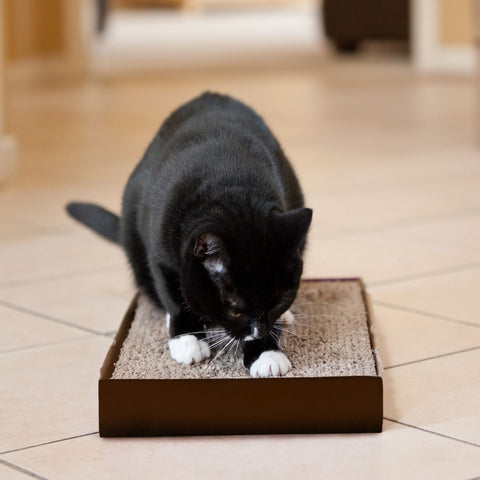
[234,338,241,360]
[275,319,328,337]
[207,335,231,350]
[290,314,341,320]
[291,300,344,310]
[269,329,280,342]
[205,336,236,371]
[275,321,328,335]
[291,300,367,317]
[165,329,226,346]
[273,325,312,342]
[226,338,239,359]
[205,336,230,348]
[276,319,327,326]
[205,332,229,341]
[269,329,282,348]
[168,328,225,338]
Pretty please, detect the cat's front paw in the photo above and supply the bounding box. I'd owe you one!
[168,335,211,365]
[249,350,292,378]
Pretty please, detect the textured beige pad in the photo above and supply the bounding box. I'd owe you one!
[112,280,378,379]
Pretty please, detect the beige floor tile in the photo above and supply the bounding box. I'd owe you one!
[373,304,480,368]
[0,220,51,244]
[0,336,111,453]
[372,268,480,327]
[2,421,480,480]
[1,42,479,480]
[393,215,480,254]
[295,146,480,196]
[0,182,124,231]
[0,267,134,334]
[307,176,480,236]
[384,348,480,446]
[0,305,88,353]
[303,222,480,283]
[0,230,126,287]
[0,463,33,480]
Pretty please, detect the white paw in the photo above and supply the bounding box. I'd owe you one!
[249,350,292,378]
[168,335,211,365]
[280,309,294,324]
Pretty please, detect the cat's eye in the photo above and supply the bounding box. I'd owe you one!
[228,309,242,318]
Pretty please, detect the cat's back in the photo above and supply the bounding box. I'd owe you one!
[159,92,273,146]
[124,92,301,219]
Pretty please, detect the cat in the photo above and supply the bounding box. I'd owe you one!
[67,92,312,377]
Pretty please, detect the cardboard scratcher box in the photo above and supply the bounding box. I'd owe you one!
[99,278,383,436]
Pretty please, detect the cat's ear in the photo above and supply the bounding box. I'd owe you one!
[193,233,230,276]
[271,207,312,253]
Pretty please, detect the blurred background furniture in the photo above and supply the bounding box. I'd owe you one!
[0,0,16,183]
[323,0,410,52]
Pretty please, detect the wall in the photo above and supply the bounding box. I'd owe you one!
[440,0,474,45]
[4,0,64,62]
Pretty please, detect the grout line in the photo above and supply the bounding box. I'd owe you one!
[0,432,99,456]
[372,300,480,329]
[0,334,97,355]
[0,458,50,480]
[0,263,127,290]
[384,418,480,448]
[101,330,118,337]
[369,262,480,289]
[0,301,105,335]
[384,345,480,370]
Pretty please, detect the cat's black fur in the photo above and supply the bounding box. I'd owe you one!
[67,92,312,371]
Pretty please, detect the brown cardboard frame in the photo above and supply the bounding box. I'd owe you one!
[99,278,383,437]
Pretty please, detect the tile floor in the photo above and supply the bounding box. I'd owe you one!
[1,57,480,479]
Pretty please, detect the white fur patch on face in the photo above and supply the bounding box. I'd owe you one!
[249,350,292,378]
[165,312,171,329]
[168,335,211,365]
[213,261,225,274]
[280,309,294,324]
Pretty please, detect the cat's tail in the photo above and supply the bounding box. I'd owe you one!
[65,202,120,245]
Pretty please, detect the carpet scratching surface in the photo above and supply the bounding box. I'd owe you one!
[112,280,379,380]
[100,279,383,436]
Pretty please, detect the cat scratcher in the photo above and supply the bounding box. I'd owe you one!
[99,278,383,436]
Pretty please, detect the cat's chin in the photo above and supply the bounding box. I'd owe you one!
[249,350,292,378]
[168,335,211,365]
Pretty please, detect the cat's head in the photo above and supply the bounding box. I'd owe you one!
[181,207,312,340]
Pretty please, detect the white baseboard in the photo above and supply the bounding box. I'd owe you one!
[412,0,477,74]
[432,45,477,74]
[0,135,18,183]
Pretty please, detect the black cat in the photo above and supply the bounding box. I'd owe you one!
[67,92,312,377]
